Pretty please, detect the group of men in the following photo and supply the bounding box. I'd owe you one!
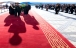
[9,2,31,17]
[35,3,76,15]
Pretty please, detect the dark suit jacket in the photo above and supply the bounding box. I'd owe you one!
[24,5,31,11]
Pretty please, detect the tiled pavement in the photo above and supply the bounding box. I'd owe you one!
[0,9,8,15]
[31,6,76,47]
[0,6,76,47]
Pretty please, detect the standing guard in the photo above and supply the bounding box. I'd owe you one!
[45,4,49,11]
[74,5,76,15]
[40,4,43,10]
[55,3,60,14]
[65,4,70,13]
[35,5,38,8]
[62,4,66,12]
[61,4,65,12]
[70,4,75,14]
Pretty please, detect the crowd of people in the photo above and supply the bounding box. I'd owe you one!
[1,3,76,16]
[35,3,76,15]
[9,2,31,17]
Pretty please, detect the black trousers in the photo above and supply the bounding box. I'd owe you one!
[9,10,15,15]
[70,10,73,14]
[15,10,21,16]
[24,10,29,14]
[65,9,68,13]
[55,10,59,14]
[41,7,43,10]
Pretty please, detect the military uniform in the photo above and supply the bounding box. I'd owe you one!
[14,3,21,16]
[40,4,43,10]
[61,4,65,12]
[55,4,60,14]
[35,5,38,8]
[70,4,75,14]
[74,6,76,15]
[45,4,49,11]
[65,4,70,13]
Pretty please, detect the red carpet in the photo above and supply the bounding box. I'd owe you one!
[0,10,76,48]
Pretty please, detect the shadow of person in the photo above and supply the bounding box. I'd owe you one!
[9,33,22,46]
[4,15,26,46]
[4,15,15,26]
[23,14,39,30]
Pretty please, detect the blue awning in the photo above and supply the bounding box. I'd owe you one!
[20,2,32,4]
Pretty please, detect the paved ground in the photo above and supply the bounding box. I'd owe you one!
[0,6,76,47]
[0,9,8,14]
[31,6,76,47]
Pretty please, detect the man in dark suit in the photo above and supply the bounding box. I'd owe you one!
[24,3,31,15]
[9,4,15,15]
